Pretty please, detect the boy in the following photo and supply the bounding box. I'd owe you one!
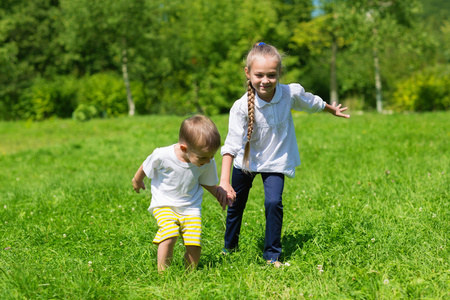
[132,115,230,271]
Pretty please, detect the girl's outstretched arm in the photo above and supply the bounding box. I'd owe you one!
[324,102,350,118]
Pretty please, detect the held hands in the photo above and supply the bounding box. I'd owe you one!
[132,177,146,193]
[216,182,236,211]
[326,102,350,118]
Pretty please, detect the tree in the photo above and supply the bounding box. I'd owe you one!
[59,0,150,116]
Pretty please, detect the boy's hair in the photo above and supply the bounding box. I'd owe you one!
[179,115,221,152]
[243,42,282,170]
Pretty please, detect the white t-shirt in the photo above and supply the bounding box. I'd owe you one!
[142,144,219,216]
[221,83,325,178]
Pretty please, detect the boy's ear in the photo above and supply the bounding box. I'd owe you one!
[179,143,188,153]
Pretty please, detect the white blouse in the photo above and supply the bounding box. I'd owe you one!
[221,83,325,178]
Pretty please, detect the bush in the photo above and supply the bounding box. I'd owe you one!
[392,65,450,112]
[72,104,98,121]
[17,76,78,121]
[78,73,128,117]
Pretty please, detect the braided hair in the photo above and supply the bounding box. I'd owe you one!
[242,42,282,171]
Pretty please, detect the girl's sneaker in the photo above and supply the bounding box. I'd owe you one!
[267,259,286,268]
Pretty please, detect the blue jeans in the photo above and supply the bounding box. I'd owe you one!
[224,167,284,261]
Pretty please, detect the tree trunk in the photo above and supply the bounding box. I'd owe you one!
[330,35,339,104]
[122,48,135,116]
[372,28,383,113]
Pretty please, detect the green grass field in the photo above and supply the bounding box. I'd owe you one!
[0,112,449,299]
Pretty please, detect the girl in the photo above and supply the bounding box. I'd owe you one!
[219,42,350,267]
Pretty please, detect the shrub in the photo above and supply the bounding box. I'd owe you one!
[72,104,98,121]
[392,65,450,112]
[17,76,78,121]
[78,73,128,117]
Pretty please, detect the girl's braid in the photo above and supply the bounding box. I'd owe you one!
[243,79,255,170]
[246,79,255,141]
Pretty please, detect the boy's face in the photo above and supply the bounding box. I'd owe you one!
[185,147,217,167]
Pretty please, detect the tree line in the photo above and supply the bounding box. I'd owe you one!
[0,0,449,121]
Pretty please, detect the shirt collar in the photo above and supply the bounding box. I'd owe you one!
[255,83,281,108]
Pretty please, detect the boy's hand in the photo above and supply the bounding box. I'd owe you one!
[132,178,146,193]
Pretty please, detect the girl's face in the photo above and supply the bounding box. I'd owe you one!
[245,55,280,102]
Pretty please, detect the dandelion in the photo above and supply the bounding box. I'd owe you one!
[383,279,389,285]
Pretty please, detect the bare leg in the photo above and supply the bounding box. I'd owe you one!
[157,237,178,272]
[184,245,201,270]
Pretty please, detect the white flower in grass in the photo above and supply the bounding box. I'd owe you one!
[88,261,92,266]
[383,279,389,285]
[63,234,66,238]
[317,265,323,270]
[419,207,423,212]
[3,205,6,209]
[371,238,375,243]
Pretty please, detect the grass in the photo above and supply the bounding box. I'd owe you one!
[0,112,449,299]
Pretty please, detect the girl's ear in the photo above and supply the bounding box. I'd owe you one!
[244,67,250,79]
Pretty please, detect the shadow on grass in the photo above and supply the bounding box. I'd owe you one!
[280,231,314,261]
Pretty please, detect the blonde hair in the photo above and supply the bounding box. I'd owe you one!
[179,115,221,153]
[242,42,282,170]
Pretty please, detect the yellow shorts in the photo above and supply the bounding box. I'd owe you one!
[152,207,202,247]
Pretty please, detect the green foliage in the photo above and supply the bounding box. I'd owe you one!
[1,0,450,119]
[17,76,78,121]
[72,104,98,122]
[78,73,129,118]
[392,65,450,111]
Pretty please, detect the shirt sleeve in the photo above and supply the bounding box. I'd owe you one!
[198,159,219,186]
[142,149,161,179]
[290,83,326,113]
[221,100,247,157]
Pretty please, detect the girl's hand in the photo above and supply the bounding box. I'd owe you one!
[325,102,350,118]
[132,178,146,193]
[219,181,236,208]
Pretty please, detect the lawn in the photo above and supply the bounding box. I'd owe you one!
[0,112,448,299]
